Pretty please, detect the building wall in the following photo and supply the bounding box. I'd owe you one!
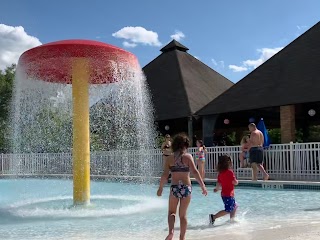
[280,105,296,143]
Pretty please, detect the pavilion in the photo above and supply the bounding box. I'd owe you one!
[197,21,320,145]
[143,40,233,144]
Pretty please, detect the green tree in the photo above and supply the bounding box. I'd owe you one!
[226,131,237,146]
[268,128,281,144]
[0,64,16,152]
[18,107,73,153]
[268,128,305,144]
[308,125,320,142]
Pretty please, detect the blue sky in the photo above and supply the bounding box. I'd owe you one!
[0,0,319,82]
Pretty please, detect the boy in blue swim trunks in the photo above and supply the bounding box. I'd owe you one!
[209,154,238,224]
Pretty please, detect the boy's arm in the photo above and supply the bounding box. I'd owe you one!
[232,171,238,185]
[214,182,221,192]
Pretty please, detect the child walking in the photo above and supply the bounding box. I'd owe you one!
[210,154,238,224]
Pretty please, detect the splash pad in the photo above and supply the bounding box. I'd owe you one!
[17,40,140,205]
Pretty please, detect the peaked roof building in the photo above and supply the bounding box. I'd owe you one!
[196,22,320,144]
[143,40,233,121]
[197,21,320,116]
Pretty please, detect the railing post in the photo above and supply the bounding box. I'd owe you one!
[289,141,294,180]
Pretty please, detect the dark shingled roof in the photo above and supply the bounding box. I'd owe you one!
[143,40,234,121]
[160,40,189,52]
[197,21,320,116]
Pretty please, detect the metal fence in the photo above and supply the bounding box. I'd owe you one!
[1,142,319,181]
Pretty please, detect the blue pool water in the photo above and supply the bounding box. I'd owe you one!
[1,179,320,240]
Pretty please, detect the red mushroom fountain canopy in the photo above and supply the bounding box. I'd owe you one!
[18,40,139,84]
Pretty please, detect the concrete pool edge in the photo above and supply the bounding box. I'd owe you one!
[1,174,320,190]
[197,178,320,191]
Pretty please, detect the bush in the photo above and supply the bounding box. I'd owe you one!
[308,125,320,142]
[268,129,281,144]
[268,128,306,143]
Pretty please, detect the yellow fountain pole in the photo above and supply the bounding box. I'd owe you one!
[72,58,90,205]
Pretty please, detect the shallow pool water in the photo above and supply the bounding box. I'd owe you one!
[1,179,320,240]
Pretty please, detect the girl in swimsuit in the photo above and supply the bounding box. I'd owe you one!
[239,135,250,168]
[157,133,207,240]
[195,140,207,179]
[161,134,172,170]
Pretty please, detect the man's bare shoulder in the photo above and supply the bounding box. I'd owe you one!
[251,131,258,136]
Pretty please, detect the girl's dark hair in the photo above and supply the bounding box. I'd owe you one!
[197,140,206,150]
[172,133,190,152]
[217,154,232,172]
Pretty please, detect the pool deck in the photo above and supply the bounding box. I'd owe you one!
[189,221,320,240]
[198,178,320,190]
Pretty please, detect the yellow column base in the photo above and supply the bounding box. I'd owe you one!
[72,58,90,205]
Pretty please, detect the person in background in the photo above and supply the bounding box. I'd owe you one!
[209,154,238,224]
[193,135,197,147]
[195,140,207,179]
[161,134,172,169]
[157,133,207,240]
[248,123,269,181]
[239,135,250,168]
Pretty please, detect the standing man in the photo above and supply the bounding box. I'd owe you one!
[248,123,269,181]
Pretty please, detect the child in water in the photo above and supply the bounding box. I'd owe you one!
[209,154,238,224]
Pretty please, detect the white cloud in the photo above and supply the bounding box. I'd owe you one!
[211,58,224,69]
[229,47,283,73]
[297,25,308,30]
[211,58,217,66]
[0,24,42,71]
[243,47,283,69]
[170,30,185,41]
[112,26,161,48]
[228,65,248,72]
[219,60,225,68]
[295,25,309,37]
[123,41,137,48]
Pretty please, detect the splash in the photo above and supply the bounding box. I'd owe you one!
[2,195,166,220]
[9,64,156,177]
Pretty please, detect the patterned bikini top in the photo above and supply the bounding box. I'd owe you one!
[169,153,190,173]
[196,149,205,159]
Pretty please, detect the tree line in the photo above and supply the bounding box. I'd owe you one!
[0,64,151,153]
[0,64,15,153]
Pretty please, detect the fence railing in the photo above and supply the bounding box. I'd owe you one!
[0,142,319,181]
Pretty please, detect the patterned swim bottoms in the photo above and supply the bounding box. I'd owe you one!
[222,196,237,212]
[170,181,192,198]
